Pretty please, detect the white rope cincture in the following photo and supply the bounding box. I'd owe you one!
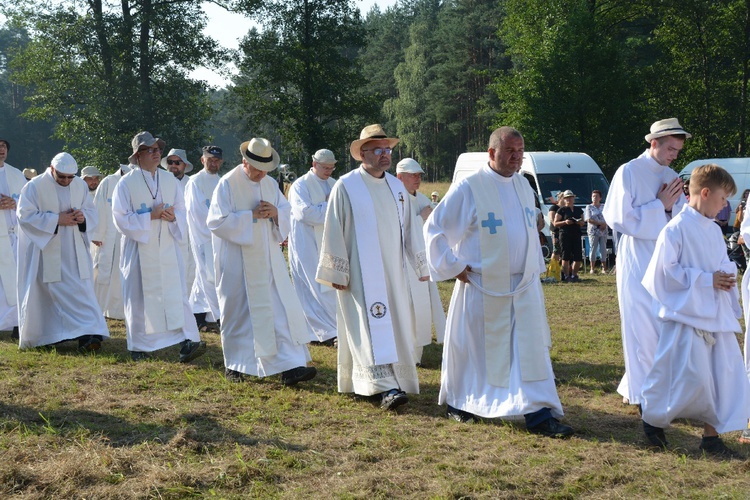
[465,271,537,298]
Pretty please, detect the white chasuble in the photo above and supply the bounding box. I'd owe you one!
[465,173,548,387]
[0,165,25,306]
[121,170,183,333]
[226,167,310,358]
[35,173,90,283]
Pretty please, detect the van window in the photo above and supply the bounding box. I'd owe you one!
[536,173,610,205]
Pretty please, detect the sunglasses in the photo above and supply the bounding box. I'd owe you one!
[55,172,75,180]
[166,159,183,165]
[139,147,161,154]
[361,147,392,156]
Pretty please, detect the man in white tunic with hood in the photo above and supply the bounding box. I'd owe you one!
[91,163,130,320]
[288,148,339,346]
[396,157,446,365]
[603,118,689,408]
[112,132,206,362]
[424,127,572,437]
[208,137,317,386]
[16,152,109,351]
[316,124,429,411]
[0,138,24,340]
[185,145,223,332]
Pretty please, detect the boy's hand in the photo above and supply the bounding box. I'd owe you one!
[713,271,736,291]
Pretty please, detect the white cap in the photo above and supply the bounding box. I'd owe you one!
[396,158,424,174]
[51,152,78,174]
[81,166,102,178]
[312,149,337,164]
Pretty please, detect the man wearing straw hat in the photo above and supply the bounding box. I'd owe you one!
[208,137,316,386]
[424,126,573,437]
[16,152,109,350]
[288,148,339,347]
[316,124,429,410]
[602,118,689,417]
[0,139,26,340]
[162,148,196,296]
[112,132,206,363]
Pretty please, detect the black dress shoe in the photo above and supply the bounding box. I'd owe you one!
[78,335,102,353]
[700,436,744,459]
[380,389,409,410]
[11,326,18,340]
[528,417,574,438]
[225,368,245,383]
[643,420,668,447]
[446,405,479,423]
[130,351,152,362]
[179,340,207,363]
[280,366,317,386]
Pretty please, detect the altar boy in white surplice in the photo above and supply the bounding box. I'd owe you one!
[640,164,750,458]
[207,138,316,386]
[16,152,109,351]
[112,132,206,363]
[424,127,573,438]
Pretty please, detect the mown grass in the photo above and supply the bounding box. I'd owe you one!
[1,184,749,497]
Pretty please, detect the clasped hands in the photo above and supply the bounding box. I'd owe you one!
[151,203,176,222]
[58,208,85,226]
[0,194,16,211]
[253,200,278,221]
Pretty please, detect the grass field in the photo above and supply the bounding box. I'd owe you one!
[1,181,750,498]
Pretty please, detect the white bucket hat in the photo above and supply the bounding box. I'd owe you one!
[396,158,424,174]
[160,148,194,173]
[239,138,280,172]
[645,118,692,143]
[51,152,78,174]
[128,131,166,165]
[350,124,399,161]
[312,149,337,164]
[81,166,102,178]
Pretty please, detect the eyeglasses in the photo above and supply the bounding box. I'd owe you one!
[139,147,161,154]
[361,147,392,156]
[166,159,183,165]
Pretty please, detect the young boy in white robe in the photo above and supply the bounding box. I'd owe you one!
[641,164,750,458]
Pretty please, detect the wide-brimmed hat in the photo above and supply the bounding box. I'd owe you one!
[562,190,576,198]
[51,152,78,175]
[23,168,37,179]
[202,145,223,159]
[645,118,692,143]
[160,148,194,173]
[81,166,102,179]
[128,131,166,165]
[312,149,337,164]
[239,138,280,172]
[431,191,439,197]
[396,158,424,174]
[350,124,399,161]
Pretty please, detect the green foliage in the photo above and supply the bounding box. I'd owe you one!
[232,0,379,171]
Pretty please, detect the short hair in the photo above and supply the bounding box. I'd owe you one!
[591,189,602,197]
[489,126,523,150]
[655,135,686,146]
[689,163,737,197]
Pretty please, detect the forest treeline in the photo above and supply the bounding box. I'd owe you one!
[2,0,750,180]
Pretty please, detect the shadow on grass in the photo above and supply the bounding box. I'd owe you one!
[552,361,624,392]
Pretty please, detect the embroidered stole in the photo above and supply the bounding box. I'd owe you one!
[466,171,549,387]
[0,166,25,304]
[122,169,184,333]
[227,168,310,358]
[302,171,336,293]
[36,175,90,284]
[340,168,405,366]
[192,171,219,283]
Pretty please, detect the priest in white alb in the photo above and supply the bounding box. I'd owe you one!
[603,118,689,407]
[396,157,446,364]
[16,152,109,351]
[162,148,196,297]
[90,163,130,320]
[207,137,316,386]
[316,124,428,411]
[112,132,206,363]
[185,145,223,332]
[424,127,573,437]
[288,148,339,346]
[0,138,24,340]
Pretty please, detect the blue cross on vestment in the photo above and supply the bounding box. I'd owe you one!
[524,207,535,228]
[205,199,210,208]
[481,212,503,234]
[107,198,112,204]
[11,193,19,201]
[136,203,152,214]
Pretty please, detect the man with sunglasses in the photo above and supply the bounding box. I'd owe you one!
[316,124,429,411]
[112,132,206,363]
[0,139,26,340]
[16,152,109,350]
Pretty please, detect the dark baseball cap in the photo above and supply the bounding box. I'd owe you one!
[202,145,223,159]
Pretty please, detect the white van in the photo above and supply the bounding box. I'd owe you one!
[679,158,750,227]
[453,151,611,253]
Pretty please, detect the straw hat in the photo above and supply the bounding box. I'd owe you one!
[644,118,692,142]
[239,138,280,172]
[350,124,399,161]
